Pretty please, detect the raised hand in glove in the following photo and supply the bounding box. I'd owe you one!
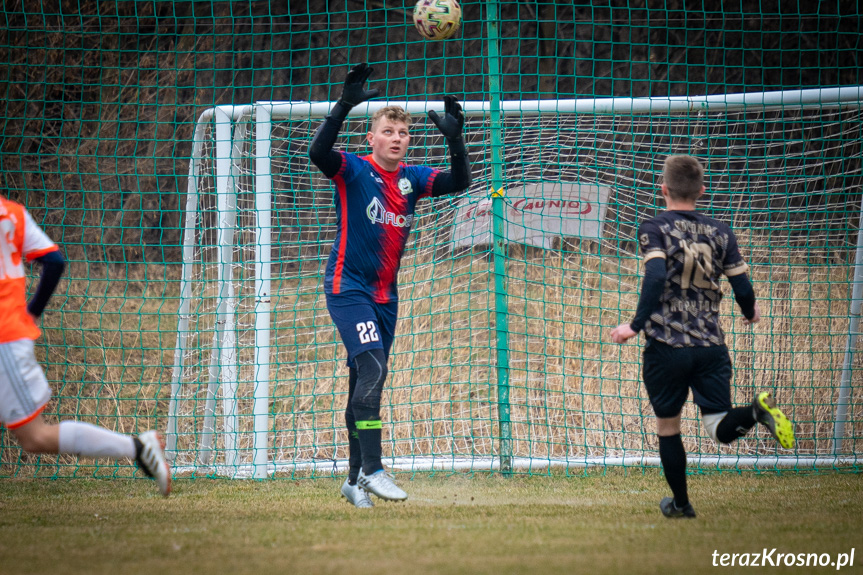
[428,95,465,141]
[338,63,380,108]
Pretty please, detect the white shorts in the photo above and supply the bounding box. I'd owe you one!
[0,339,51,428]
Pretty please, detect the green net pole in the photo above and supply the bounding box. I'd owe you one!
[485,1,512,475]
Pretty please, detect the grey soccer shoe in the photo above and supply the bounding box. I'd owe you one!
[135,431,172,497]
[340,478,374,508]
[659,497,696,518]
[357,470,408,501]
[753,391,796,449]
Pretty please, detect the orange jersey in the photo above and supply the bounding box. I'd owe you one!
[0,198,59,343]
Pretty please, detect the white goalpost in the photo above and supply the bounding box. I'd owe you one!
[167,87,863,478]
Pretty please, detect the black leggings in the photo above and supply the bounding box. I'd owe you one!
[345,348,388,424]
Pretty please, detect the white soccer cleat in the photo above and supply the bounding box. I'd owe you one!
[357,470,407,501]
[135,431,172,497]
[340,478,374,508]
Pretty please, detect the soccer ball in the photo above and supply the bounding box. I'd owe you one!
[413,0,462,41]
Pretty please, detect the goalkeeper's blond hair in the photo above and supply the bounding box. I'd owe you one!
[369,106,412,131]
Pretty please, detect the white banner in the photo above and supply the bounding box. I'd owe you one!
[451,182,611,249]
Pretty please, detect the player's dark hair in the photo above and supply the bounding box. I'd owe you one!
[662,155,704,202]
[369,106,412,131]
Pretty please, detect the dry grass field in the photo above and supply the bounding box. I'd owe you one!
[1,470,861,575]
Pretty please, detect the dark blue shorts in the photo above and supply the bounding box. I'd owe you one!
[642,338,733,418]
[326,291,398,368]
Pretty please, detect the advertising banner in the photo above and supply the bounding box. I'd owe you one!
[451,182,611,249]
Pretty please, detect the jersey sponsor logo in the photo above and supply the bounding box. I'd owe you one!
[366,197,414,228]
[369,171,384,184]
[673,219,717,237]
[397,177,414,195]
[668,297,720,314]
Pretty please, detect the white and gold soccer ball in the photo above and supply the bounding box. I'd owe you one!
[413,0,462,41]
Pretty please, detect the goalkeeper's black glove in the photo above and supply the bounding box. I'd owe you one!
[337,62,380,108]
[429,95,468,162]
[428,95,464,141]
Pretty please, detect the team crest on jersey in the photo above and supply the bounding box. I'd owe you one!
[398,178,413,195]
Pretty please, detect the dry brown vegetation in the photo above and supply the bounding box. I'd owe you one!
[1,2,861,476]
[4,236,859,478]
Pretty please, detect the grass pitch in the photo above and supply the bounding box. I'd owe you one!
[0,470,860,575]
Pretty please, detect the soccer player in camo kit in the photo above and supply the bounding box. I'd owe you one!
[0,191,171,496]
[309,63,471,507]
[610,154,795,518]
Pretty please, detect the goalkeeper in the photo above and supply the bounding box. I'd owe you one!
[609,154,795,519]
[309,63,471,507]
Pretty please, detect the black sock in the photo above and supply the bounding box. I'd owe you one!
[658,434,688,508]
[357,422,383,475]
[346,368,361,485]
[347,430,361,485]
[715,407,757,444]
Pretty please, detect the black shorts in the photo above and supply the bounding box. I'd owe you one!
[642,338,733,418]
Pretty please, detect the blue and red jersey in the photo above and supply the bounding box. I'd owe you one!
[324,151,439,303]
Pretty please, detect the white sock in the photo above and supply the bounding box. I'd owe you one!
[58,420,136,460]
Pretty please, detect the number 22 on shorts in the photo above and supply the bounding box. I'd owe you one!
[356,321,380,344]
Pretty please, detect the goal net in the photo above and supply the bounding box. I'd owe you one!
[168,89,863,477]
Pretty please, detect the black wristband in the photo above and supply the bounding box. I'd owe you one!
[330,101,352,122]
[447,136,467,158]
